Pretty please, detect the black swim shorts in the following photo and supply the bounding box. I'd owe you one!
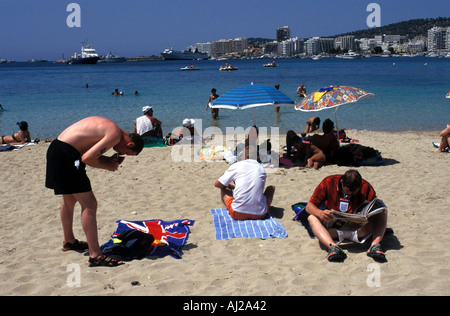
[45,139,92,195]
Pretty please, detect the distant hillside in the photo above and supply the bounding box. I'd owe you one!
[334,17,450,39]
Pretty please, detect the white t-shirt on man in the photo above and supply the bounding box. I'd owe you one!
[218,159,267,216]
[135,115,153,136]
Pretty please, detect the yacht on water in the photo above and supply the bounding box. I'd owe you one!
[161,48,208,60]
[342,51,362,59]
[67,42,100,64]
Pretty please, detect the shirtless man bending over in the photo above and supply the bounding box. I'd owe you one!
[45,116,144,267]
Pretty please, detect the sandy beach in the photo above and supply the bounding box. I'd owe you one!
[0,129,449,296]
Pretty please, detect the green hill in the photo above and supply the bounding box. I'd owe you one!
[333,17,450,39]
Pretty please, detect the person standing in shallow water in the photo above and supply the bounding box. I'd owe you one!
[207,88,220,119]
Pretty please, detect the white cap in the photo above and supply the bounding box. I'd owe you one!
[142,105,153,113]
[182,118,195,127]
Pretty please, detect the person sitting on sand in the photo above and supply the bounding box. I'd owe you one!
[45,116,144,267]
[172,118,199,139]
[134,106,163,138]
[0,121,31,145]
[434,124,450,153]
[310,118,339,164]
[285,130,326,169]
[214,143,275,220]
[303,117,321,135]
[305,169,388,263]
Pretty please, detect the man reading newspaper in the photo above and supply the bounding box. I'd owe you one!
[305,169,388,262]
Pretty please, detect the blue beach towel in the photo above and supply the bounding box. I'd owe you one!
[210,208,287,240]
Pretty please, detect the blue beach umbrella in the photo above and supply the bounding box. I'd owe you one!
[208,83,295,110]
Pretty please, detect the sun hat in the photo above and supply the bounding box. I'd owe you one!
[142,106,153,113]
[182,118,195,127]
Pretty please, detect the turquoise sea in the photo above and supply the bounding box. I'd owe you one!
[0,57,449,139]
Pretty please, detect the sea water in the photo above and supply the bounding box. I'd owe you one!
[0,57,449,139]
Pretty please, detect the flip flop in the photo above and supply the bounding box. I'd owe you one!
[367,243,387,262]
[327,244,347,262]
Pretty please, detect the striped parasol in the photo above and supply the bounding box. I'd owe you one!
[209,83,294,110]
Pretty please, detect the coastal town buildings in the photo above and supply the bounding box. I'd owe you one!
[189,24,450,59]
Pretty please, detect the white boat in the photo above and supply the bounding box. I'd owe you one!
[161,48,208,60]
[445,52,450,58]
[27,58,48,63]
[180,65,200,71]
[342,51,362,59]
[67,41,100,64]
[98,52,125,63]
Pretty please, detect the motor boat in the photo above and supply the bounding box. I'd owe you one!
[67,42,100,64]
[342,51,362,59]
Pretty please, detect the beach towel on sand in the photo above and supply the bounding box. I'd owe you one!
[210,208,287,240]
[101,219,194,259]
[0,142,37,152]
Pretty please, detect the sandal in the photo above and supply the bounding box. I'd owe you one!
[89,254,124,267]
[367,243,387,262]
[62,239,89,253]
[327,244,347,262]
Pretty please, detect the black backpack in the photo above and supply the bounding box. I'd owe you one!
[110,230,155,259]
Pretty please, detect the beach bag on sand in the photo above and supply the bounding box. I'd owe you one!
[109,230,155,259]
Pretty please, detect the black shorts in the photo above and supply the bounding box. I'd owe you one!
[45,139,92,195]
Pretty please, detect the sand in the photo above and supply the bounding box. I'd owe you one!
[0,129,449,296]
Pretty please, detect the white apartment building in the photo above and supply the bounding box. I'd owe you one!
[335,35,356,51]
[194,42,213,57]
[277,37,304,56]
[427,26,450,52]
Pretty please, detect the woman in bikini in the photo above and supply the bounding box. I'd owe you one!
[0,121,31,145]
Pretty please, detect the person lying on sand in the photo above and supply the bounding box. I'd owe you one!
[0,121,31,145]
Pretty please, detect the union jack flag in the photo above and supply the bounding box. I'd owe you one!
[101,219,194,259]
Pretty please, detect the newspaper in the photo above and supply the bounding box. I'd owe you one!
[325,198,387,232]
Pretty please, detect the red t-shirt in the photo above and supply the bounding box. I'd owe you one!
[309,175,376,214]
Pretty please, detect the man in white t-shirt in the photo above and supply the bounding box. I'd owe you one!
[134,106,163,138]
[214,144,275,220]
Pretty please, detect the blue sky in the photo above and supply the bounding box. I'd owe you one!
[0,0,448,61]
